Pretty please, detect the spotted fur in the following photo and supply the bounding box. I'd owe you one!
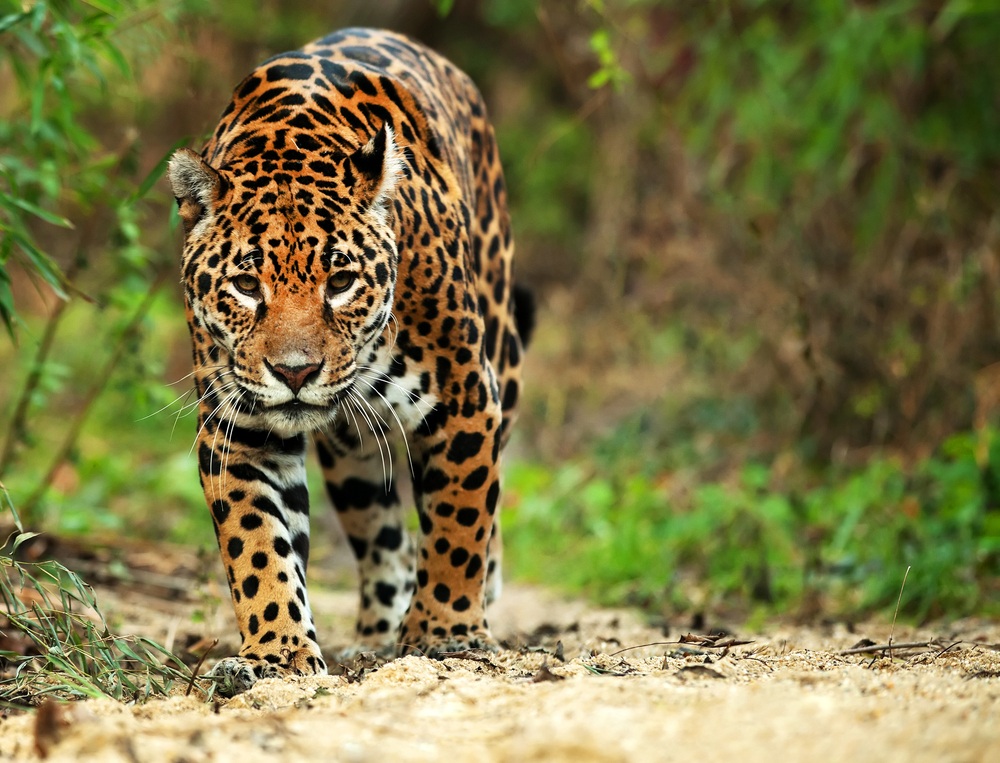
[167,28,531,694]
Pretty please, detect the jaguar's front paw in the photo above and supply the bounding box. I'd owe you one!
[209,648,328,696]
[209,656,265,697]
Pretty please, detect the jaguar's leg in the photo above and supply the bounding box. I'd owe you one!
[399,370,504,656]
[316,418,415,656]
[196,398,325,695]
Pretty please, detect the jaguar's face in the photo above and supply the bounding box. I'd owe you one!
[169,125,402,436]
[191,211,397,436]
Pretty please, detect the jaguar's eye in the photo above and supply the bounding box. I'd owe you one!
[327,271,356,294]
[232,273,261,296]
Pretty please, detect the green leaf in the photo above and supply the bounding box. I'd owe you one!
[3,195,74,228]
[131,137,193,202]
[29,65,46,134]
[81,0,126,16]
[10,532,41,554]
[0,10,29,34]
[7,229,68,299]
[587,69,610,89]
[433,0,455,17]
[0,266,14,340]
[100,38,131,78]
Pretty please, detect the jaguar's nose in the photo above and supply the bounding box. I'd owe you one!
[265,359,323,395]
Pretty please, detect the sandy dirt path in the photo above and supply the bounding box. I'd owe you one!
[1,578,999,762]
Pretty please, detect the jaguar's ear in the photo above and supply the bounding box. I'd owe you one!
[167,149,222,235]
[348,123,404,220]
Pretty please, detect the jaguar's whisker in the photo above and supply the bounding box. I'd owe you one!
[189,384,235,457]
[207,387,243,504]
[355,372,415,478]
[355,365,425,405]
[220,389,244,498]
[360,393,395,493]
[349,389,391,491]
[165,363,227,387]
[344,396,366,454]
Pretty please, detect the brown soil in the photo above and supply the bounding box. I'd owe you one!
[1,561,999,762]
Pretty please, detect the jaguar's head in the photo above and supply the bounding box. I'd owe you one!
[168,124,403,436]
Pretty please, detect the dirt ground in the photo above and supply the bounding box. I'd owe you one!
[2,552,999,762]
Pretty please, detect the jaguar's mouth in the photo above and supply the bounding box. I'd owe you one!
[255,396,342,436]
[266,399,332,416]
[227,378,351,435]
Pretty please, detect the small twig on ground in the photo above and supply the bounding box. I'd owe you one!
[531,662,565,683]
[438,649,497,666]
[887,565,911,660]
[580,663,627,677]
[933,641,963,660]
[609,634,753,658]
[964,669,1000,680]
[838,641,937,656]
[186,639,218,696]
[394,642,426,657]
[608,641,678,656]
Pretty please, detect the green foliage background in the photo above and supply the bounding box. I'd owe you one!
[2,0,999,623]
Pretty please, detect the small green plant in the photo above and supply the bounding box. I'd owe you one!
[0,487,196,705]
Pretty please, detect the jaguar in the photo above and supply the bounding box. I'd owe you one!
[167,27,532,694]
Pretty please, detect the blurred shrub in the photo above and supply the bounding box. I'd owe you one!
[568,1,1000,455]
[0,0,182,522]
[0,0,176,333]
[505,426,1000,620]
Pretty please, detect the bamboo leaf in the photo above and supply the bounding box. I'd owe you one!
[9,531,41,554]
[6,230,68,299]
[0,10,29,34]
[99,38,130,78]
[3,195,74,228]
[131,137,193,202]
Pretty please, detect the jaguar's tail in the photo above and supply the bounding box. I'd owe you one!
[512,284,536,349]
